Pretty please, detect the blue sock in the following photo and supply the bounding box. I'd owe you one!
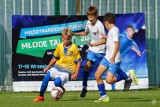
[40,72,51,96]
[82,71,89,89]
[54,77,62,87]
[116,68,128,82]
[111,83,115,90]
[97,83,106,96]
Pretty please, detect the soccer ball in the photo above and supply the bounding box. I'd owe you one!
[51,87,64,100]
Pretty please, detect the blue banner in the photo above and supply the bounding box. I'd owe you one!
[12,13,148,85]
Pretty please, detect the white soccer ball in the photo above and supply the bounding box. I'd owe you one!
[51,87,64,100]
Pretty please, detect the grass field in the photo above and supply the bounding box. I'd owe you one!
[0,90,160,107]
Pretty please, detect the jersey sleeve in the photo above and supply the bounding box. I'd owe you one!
[53,45,60,59]
[98,22,105,38]
[111,28,119,42]
[132,41,140,51]
[85,21,89,33]
[74,46,81,63]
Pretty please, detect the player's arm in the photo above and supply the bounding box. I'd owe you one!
[44,46,60,73]
[86,33,107,46]
[71,61,81,80]
[87,37,106,46]
[73,31,88,36]
[131,42,141,56]
[87,23,107,46]
[43,57,57,73]
[71,47,81,80]
[110,41,119,64]
[73,23,89,36]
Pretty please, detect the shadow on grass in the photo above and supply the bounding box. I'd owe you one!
[61,98,96,101]
[116,97,159,102]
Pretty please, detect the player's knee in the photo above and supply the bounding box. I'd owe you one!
[95,72,100,80]
[54,77,62,87]
[106,78,112,84]
[84,65,90,71]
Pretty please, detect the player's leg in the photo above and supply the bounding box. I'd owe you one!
[81,50,97,98]
[80,60,91,97]
[81,52,105,98]
[105,62,131,89]
[33,72,51,102]
[53,72,69,100]
[108,65,132,92]
[54,72,69,89]
[94,58,109,102]
[116,68,132,92]
[105,62,123,84]
[126,69,138,85]
[121,69,138,92]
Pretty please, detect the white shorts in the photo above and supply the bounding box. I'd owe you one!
[49,67,70,86]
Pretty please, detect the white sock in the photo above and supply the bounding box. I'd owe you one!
[101,95,107,98]
[126,71,131,77]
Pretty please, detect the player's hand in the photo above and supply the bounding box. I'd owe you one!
[137,51,141,56]
[131,46,141,56]
[86,42,93,47]
[131,46,136,51]
[43,66,50,73]
[71,73,78,80]
[110,57,115,64]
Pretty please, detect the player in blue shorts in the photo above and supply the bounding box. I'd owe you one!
[73,5,106,98]
[88,13,137,102]
[99,25,140,91]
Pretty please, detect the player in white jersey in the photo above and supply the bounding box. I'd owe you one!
[73,5,106,98]
[88,13,137,102]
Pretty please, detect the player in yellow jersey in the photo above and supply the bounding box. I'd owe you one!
[33,28,81,102]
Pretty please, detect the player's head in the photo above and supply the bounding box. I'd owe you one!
[127,25,135,39]
[103,13,116,30]
[62,28,72,47]
[87,5,98,25]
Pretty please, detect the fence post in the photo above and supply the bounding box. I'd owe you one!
[54,0,60,15]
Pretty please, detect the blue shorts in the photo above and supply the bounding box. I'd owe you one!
[100,57,121,75]
[87,50,105,63]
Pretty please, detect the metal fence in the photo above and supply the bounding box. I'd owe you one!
[0,0,159,91]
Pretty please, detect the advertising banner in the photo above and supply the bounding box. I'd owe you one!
[12,13,148,91]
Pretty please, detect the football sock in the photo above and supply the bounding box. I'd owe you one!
[40,91,44,97]
[98,83,106,96]
[40,72,51,94]
[82,71,89,89]
[116,69,128,82]
[54,77,62,87]
[126,71,131,77]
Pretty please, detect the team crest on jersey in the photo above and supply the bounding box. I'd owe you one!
[69,52,73,55]
[64,51,73,56]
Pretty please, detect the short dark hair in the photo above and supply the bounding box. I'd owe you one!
[87,5,98,16]
[127,25,135,31]
[103,13,116,24]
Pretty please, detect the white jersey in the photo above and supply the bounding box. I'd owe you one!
[85,20,105,53]
[105,26,121,62]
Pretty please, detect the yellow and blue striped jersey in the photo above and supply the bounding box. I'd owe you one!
[53,42,81,74]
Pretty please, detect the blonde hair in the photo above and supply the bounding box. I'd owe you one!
[62,28,72,37]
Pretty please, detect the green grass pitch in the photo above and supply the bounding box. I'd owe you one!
[0,90,159,107]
